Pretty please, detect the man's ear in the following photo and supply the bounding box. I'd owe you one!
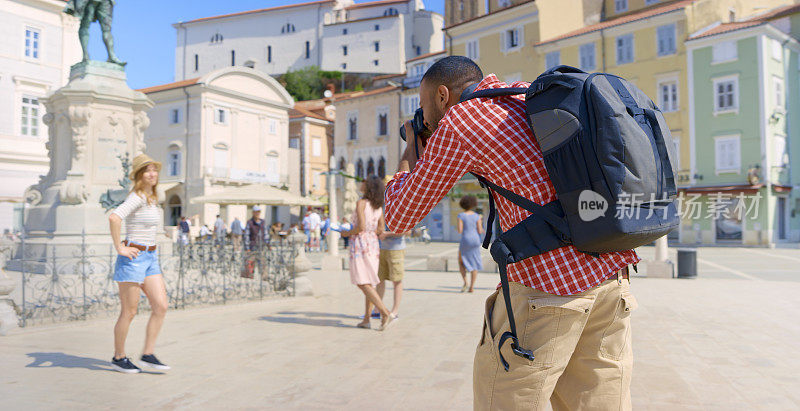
[437,84,450,109]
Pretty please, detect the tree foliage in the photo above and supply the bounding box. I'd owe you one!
[279,66,342,101]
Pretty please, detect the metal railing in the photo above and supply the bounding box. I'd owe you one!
[11,233,299,327]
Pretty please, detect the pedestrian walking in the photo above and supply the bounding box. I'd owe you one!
[340,175,395,331]
[309,209,322,252]
[243,206,268,279]
[302,210,312,251]
[230,217,244,250]
[213,214,226,244]
[178,216,190,246]
[384,57,639,409]
[107,154,170,374]
[457,195,483,293]
[320,214,330,252]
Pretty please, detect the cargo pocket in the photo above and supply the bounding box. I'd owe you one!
[478,290,499,353]
[523,296,594,367]
[600,291,638,361]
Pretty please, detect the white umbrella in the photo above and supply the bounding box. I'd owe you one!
[190,184,323,207]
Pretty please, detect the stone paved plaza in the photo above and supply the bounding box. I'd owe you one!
[1,243,800,410]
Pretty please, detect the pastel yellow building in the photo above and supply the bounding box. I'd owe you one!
[535,0,794,184]
[444,0,602,83]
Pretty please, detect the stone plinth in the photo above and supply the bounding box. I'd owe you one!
[19,61,154,259]
[426,256,448,272]
[0,242,20,335]
[289,232,314,296]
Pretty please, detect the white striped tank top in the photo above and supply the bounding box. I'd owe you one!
[112,192,162,246]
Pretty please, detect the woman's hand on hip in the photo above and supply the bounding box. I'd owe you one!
[118,246,140,259]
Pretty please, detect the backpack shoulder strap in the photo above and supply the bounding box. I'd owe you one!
[460,87,527,103]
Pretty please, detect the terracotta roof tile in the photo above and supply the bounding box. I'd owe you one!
[346,0,407,11]
[334,85,400,102]
[181,0,335,24]
[688,3,800,40]
[290,105,331,122]
[536,0,694,46]
[406,50,446,63]
[372,72,406,80]
[138,78,200,94]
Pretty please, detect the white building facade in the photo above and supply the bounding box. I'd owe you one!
[173,0,443,79]
[140,67,295,229]
[0,0,80,233]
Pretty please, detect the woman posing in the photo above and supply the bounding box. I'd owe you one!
[340,176,396,331]
[457,195,484,293]
[108,154,170,373]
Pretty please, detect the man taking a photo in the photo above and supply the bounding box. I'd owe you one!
[384,56,639,410]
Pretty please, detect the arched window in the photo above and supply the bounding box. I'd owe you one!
[356,159,364,179]
[168,195,182,226]
[281,23,296,34]
[384,7,399,16]
[211,33,223,44]
[378,156,386,177]
[167,145,182,177]
[367,158,375,176]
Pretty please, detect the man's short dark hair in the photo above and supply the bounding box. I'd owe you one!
[421,56,483,98]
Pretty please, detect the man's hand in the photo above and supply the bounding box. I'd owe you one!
[398,121,427,173]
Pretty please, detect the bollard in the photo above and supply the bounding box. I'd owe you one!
[289,232,314,296]
[676,249,697,278]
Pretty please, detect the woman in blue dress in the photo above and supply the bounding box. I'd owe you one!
[457,195,484,293]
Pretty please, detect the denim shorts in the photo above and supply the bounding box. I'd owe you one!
[114,242,162,284]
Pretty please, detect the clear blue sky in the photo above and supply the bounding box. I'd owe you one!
[87,0,445,89]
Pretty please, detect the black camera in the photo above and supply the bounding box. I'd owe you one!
[399,107,431,144]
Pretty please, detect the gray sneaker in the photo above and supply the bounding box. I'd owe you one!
[140,354,170,371]
[111,357,141,374]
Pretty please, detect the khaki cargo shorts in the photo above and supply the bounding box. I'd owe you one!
[473,277,637,410]
[378,249,405,282]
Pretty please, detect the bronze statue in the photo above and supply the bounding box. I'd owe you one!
[64,0,126,66]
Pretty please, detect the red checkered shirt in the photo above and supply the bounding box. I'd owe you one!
[385,74,639,296]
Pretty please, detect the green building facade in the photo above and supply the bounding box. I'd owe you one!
[685,13,800,246]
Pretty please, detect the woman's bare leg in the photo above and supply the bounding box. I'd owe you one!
[357,284,392,326]
[357,294,372,327]
[458,250,467,285]
[391,281,403,316]
[469,270,478,293]
[114,282,142,359]
[141,274,168,355]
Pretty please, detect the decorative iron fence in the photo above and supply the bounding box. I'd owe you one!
[12,233,299,327]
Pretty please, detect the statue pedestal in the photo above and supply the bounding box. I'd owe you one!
[17,61,154,260]
[0,267,20,335]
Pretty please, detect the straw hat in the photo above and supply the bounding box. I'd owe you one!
[129,154,162,180]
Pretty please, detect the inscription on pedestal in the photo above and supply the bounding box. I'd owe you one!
[93,135,128,184]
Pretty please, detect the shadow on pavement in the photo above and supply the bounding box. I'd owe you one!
[26,352,114,372]
[405,286,494,294]
[260,312,361,328]
[276,311,361,319]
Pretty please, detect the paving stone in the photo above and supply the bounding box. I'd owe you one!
[1,243,799,409]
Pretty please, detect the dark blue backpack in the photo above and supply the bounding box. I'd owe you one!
[458,65,680,370]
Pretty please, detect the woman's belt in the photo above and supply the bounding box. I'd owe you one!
[124,240,156,252]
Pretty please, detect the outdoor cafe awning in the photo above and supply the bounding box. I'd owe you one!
[189,184,324,207]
